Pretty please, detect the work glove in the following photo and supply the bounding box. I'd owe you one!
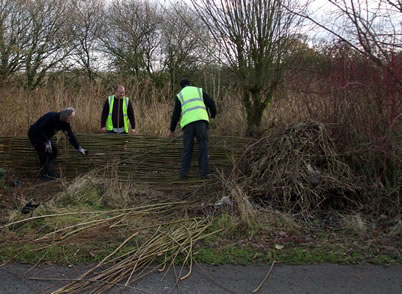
[45,141,52,153]
[78,147,87,155]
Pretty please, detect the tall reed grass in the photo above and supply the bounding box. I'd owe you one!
[0,77,251,137]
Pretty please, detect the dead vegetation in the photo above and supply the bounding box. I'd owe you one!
[230,121,362,214]
[0,121,401,293]
[52,219,220,294]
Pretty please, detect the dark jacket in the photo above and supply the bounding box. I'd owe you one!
[28,112,80,149]
[169,88,217,132]
[100,97,136,131]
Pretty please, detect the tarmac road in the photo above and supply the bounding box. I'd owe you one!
[0,263,401,294]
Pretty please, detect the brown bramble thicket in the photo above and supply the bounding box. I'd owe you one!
[286,43,401,214]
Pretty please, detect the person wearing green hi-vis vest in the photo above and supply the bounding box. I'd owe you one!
[168,79,217,180]
[100,84,136,134]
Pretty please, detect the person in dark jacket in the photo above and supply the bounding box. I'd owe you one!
[28,107,86,180]
[168,79,217,180]
[100,84,136,134]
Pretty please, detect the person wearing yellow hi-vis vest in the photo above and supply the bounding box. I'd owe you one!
[168,79,217,180]
[101,85,136,134]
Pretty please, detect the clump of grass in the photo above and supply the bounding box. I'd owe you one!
[230,184,256,228]
[54,169,145,209]
[341,214,368,235]
[212,214,233,233]
[388,220,402,237]
[55,173,104,208]
[269,210,302,233]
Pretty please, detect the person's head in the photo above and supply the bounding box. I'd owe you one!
[114,84,125,99]
[60,107,75,123]
[179,79,190,89]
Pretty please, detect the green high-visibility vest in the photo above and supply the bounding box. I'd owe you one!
[177,86,209,128]
[106,96,130,133]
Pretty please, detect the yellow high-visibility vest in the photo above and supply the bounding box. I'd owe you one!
[177,86,209,128]
[106,96,129,133]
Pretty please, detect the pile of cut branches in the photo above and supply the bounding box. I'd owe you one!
[232,121,361,213]
[51,219,219,294]
[1,201,222,293]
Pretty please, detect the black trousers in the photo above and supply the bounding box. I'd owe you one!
[180,121,209,178]
[28,130,58,176]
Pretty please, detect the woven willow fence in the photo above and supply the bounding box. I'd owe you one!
[0,134,251,185]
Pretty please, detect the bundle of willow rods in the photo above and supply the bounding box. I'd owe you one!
[1,202,220,293]
[0,134,251,186]
[51,218,220,294]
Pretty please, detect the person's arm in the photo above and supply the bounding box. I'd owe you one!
[203,92,217,118]
[63,125,86,155]
[100,99,109,129]
[36,121,50,144]
[127,100,136,132]
[169,98,182,133]
[63,124,80,150]
[35,113,54,144]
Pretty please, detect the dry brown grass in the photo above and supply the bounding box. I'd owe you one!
[0,79,254,137]
[341,214,369,235]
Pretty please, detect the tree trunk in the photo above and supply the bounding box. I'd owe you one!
[244,89,266,137]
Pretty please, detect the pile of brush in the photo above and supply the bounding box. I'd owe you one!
[232,121,361,213]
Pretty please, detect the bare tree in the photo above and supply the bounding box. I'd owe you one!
[70,0,105,81]
[160,3,211,89]
[190,0,305,134]
[21,0,77,89]
[0,0,31,83]
[100,0,162,78]
[0,0,78,88]
[385,0,402,12]
[296,0,401,81]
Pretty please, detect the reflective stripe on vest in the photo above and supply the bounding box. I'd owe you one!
[106,96,129,133]
[178,86,209,128]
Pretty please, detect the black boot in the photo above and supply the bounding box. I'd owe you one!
[41,159,60,180]
[47,159,60,178]
[39,165,51,181]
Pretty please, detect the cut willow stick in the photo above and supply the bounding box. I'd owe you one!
[179,228,193,281]
[252,260,276,293]
[1,201,187,231]
[35,213,126,241]
[0,212,105,230]
[51,219,224,294]
[123,226,163,286]
[52,232,139,294]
